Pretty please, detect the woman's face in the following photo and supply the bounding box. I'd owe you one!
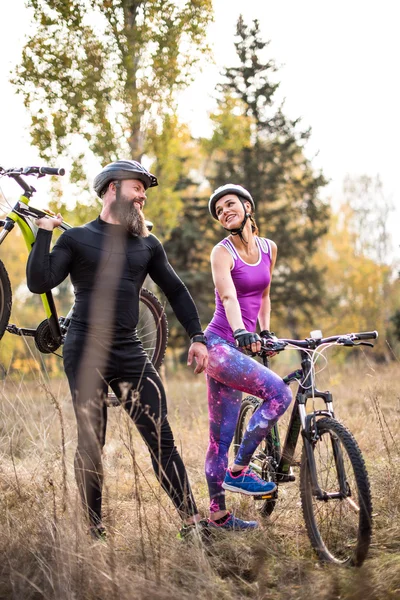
[215,194,250,229]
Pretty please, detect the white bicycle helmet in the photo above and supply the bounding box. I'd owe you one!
[208,183,255,220]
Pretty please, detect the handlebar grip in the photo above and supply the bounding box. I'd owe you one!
[39,167,65,176]
[354,331,378,340]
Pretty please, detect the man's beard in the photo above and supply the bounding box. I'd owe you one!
[109,194,149,237]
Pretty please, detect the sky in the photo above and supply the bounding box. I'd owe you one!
[0,0,398,258]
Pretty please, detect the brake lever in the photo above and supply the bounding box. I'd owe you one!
[261,339,288,352]
[338,339,374,348]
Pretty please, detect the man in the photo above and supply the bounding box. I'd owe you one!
[26,160,208,539]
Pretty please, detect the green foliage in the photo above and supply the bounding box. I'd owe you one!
[144,114,202,240]
[12,0,213,231]
[14,0,212,161]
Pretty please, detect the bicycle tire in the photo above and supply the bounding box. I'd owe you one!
[0,260,12,341]
[138,288,168,370]
[300,417,372,566]
[234,396,279,516]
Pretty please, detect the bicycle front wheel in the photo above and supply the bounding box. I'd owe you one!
[138,288,168,370]
[300,417,372,566]
[0,260,12,341]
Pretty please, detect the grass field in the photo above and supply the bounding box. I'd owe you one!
[0,358,399,600]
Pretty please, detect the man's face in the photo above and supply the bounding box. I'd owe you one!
[120,179,147,211]
[109,178,149,237]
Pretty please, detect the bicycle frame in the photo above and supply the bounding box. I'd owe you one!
[0,177,71,345]
[258,349,339,499]
[0,166,160,364]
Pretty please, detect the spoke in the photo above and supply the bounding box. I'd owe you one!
[136,330,157,340]
[311,428,360,560]
[137,305,159,361]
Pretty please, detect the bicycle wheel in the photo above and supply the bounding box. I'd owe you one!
[234,396,279,516]
[300,417,372,566]
[138,288,168,370]
[0,260,12,341]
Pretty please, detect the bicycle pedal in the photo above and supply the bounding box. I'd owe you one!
[254,492,276,500]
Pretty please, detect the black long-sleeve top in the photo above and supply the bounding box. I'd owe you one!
[26,217,202,339]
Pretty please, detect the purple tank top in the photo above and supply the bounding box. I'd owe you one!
[206,237,272,344]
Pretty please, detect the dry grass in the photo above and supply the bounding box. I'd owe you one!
[0,360,399,600]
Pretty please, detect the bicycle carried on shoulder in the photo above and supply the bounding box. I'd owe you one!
[0,165,168,370]
[234,329,378,566]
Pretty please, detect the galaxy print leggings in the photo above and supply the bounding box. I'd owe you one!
[205,331,292,513]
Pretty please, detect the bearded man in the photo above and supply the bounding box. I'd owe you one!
[26,160,208,539]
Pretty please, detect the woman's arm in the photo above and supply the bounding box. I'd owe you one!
[210,245,245,332]
[258,240,277,331]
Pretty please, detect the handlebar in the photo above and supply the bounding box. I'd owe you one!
[0,165,66,198]
[349,331,378,341]
[0,166,65,177]
[36,166,65,176]
[260,330,378,354]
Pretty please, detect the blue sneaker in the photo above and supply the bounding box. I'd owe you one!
[222,467,277,496]
[208,512,258,530]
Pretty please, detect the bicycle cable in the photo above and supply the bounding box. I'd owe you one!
[0,181,12,213]
[281,343,333,392]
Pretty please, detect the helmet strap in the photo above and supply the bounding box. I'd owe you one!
[222,199,250,244]
[114,180,121,202]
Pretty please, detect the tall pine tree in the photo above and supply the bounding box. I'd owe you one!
[166,16,330,341]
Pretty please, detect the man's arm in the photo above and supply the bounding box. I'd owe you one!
[148,241,208,374]
[26,216,73,294]
[148,241,203,338]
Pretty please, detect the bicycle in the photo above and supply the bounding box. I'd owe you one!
[234,329,378,566]
[0,165,168,372]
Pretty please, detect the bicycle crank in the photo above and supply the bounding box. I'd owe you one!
[34,319,62,353]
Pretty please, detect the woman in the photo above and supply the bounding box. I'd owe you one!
[204,183,292,530]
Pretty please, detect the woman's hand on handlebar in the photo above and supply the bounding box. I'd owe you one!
[233,328,261,354]
[260,329,279,357]
[35,213,63,230]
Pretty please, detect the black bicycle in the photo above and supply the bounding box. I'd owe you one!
[0,165,168,370]
[234,330,377,566]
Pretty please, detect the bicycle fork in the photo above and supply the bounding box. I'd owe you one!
[301,403,352,503]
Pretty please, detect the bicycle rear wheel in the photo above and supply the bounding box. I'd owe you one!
[138,288,168,370]
[0,260,12,341]
[300,417,372,566]
[234,396,280,516]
